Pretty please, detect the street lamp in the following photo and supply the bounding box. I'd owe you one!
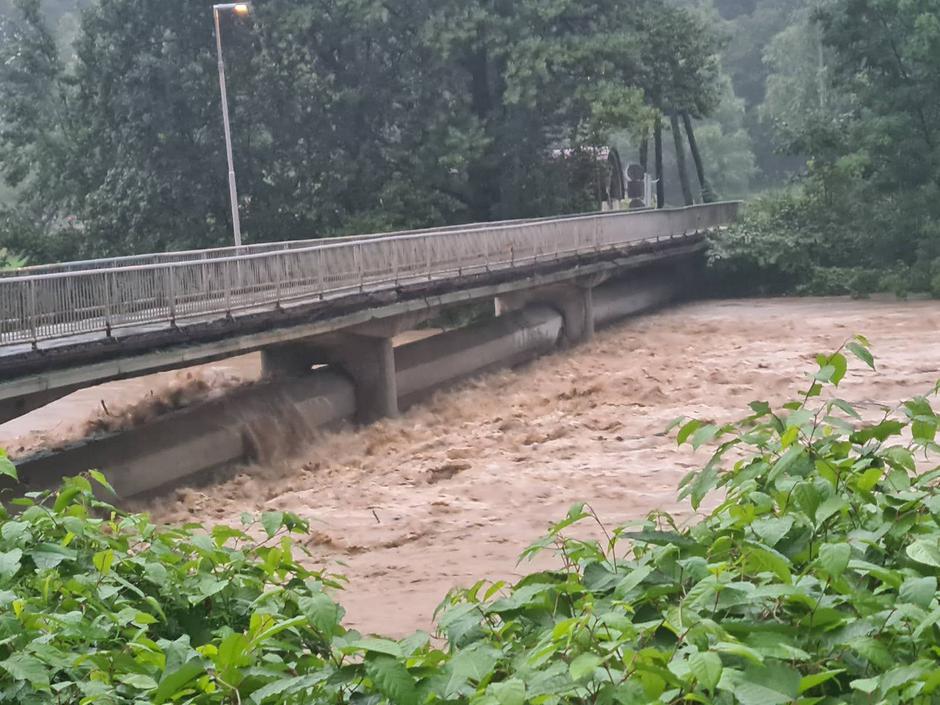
[212,3,251,248]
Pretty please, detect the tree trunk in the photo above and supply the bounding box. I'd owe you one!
[682,112,716,203]
[670,112,694,206]
[465,46,500,220]
[639,131,649,172]
[654,117,665,209]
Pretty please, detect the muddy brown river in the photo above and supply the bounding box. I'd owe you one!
[3,298,939,635]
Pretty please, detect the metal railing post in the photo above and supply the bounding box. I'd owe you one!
[28,279,38,345]
[167,267,177,322]
[104,271,113,336]
[224,262,232,313]
[356,243,364,291]
[426,237,432,280]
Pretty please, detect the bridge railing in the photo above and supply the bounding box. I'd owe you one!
[0,202,739,347]
[0,210,631,279]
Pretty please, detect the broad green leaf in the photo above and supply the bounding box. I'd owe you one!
[0,521,28,543]
[850,638,893,670]
[851,677,879,694]
[570,653,602,681]
[714,642,763,665]
[799,670,844,694]
[490,678,526,705]
[856,467,883,492]
[768,446,803,483]
[817,353,847,385]
[366,655,418,705]
[29,543,77,570]
[0,548,22,581]
[249,673,329,704]
[734,663,801,705]
[689,651,722,690]
[899,576,937,609]
[750,401,771,416]
[345,637,403,657]
[215,633,251,671]
[0,454,16,481]
[615,565,653,597]
[261,511,284,538]
[884,446,916,473]
[743,543,792,584]
[0,654,50,691]
[677,420,703,446]
[691,424,720,450]
[88,469,116,495]
[818,543,851,576]
[400,630,430,657]
[298,591,343,636]
[190,575,227,604]
[915,607,940,638]
[846,341,874,369]
[829,398,861,419]
[690,465,719,510]
[751,516,794,547]
[814,496,847,526]
[913,419,938,443]
[851,420,904,444]
[249,615,306,645]
[445,643,501,696]
[119,673,159,690]
[93,549,115,575]
[907,539,940,568]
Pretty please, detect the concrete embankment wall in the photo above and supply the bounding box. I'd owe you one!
[10,273,681,499]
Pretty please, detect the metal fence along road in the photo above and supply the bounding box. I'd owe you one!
[0,203,739,349]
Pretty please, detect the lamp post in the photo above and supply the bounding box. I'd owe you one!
[212,3,250,248]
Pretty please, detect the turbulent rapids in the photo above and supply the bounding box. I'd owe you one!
[3,297,939,635]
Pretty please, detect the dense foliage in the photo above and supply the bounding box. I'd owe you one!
[3,340,940,703]
[710,0,940,296]
[0,0,724,261]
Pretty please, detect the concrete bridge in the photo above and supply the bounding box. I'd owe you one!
[1,203,738,494]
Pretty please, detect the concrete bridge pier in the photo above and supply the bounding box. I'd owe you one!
[495,279,604,346]
[262,335,398,424]
[261,313,431,424]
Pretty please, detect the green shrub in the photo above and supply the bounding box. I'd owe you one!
[0,466,411,705]
[4,338,940,704]
[437,337,940,704]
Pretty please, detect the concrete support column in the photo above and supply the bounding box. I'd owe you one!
[338,334,399,423]
[554,286,594,345]
[261,333,399,424]
[495,283,596,346]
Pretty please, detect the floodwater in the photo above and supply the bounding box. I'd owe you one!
[4,298,940,635]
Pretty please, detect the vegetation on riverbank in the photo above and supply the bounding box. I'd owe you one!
[708,0,940,297]
[3,339,940,703]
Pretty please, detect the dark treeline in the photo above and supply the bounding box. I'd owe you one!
[0,0,722,262]
[2,0,938,295]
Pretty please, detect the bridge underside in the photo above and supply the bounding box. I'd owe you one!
[0,237,704,426]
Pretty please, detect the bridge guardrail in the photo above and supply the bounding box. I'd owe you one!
[0,202,739,347]
[0,211,633,278]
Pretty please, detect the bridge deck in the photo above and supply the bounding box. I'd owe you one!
[0,204,738,359]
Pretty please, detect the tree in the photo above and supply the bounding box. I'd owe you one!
[0,0,726,260]
[424,0,654,220]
